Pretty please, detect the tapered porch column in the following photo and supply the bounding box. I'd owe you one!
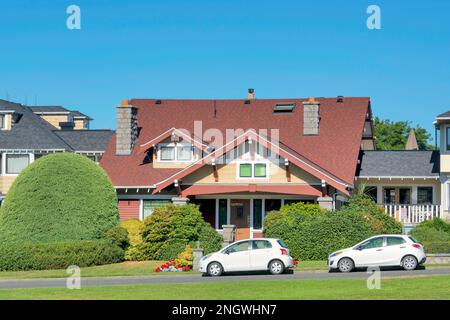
[317,196,333,210]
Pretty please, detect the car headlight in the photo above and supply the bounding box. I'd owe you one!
[329,251,343,258]
[201,254,212,261]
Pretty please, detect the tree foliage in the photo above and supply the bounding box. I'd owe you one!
[374,117,433,150]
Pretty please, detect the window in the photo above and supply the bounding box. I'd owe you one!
[386,237,406,246]
[265,199,281,213]
[365,186,378,202]
[239,164,252,177]
[447,127,450,151]
[238,163,267,178]
[253,199,263,229]
[6,154,30,174]
[159,145,192,162]
[252,240,272,250]
[160,146,175,161]
[254,163,267,177]
[399,188,411,204]
[218,199,228,229]
[384,188,396,204]
[359,237,384,250]
[0,115,4,129]
[226,241,250,253]
[143,200,171,219]
[417,187,433,204]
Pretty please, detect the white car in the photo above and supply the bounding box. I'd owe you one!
[199,238,294,276]
[328,234,426,272]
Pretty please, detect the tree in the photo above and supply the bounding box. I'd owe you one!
[374,117,434,150]
[0,153,119,243]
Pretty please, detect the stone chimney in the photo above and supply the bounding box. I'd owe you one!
[247,88,255,100]
[303,97,320,135]
[116,99,138,155]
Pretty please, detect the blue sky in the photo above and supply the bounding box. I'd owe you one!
[0,0,449,140]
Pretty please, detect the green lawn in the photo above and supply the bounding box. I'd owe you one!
[0,275,448,300]
[0,260,327,280]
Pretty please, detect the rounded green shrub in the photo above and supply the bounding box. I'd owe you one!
[0,240,124,271]
[410,218,450,253]
[121,219,144,246]
[141,204,222,260]
[198,223,223,255]
[0,153,119,243]
[104,226,129,250]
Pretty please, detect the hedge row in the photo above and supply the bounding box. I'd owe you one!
[0,240,124,271]
[411,218,450,253]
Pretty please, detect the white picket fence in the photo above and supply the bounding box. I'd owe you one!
[383,205,441,224]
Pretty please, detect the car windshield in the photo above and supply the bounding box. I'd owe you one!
[277,239,288,248]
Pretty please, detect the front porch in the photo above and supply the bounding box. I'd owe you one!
[383,204,442,224]
[191,195,317,240]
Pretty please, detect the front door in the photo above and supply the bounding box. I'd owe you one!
[230,199,250,240]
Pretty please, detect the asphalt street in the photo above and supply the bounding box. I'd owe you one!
[0,267,449,289]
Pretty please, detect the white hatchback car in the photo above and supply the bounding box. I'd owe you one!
[328,235,426,272]
[199,238,294,276]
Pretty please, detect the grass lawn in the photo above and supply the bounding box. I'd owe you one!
[0,275,448,300]
[0,260,329,280]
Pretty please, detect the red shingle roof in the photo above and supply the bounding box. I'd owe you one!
[100,97,370,187]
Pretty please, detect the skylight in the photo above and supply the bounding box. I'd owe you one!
[273,103,295,114]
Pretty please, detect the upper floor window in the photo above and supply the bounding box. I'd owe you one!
[238,162,268,178]
[158,144,192,162]
[0,115,5,129]
[447,127,450,151]
[6,154,30,174]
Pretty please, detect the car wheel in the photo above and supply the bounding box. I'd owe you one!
[338,258,354,273]
[269,260,285,275]
[207,262,223,277]
[401,255,418,271]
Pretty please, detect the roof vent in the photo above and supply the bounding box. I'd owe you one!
[273,103,295,114]
[244,99,251,105]
[155,100,162,105]
[337,96,344,103]
[247,88,255,100]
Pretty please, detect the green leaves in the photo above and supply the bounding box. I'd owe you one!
[374,117,434,150]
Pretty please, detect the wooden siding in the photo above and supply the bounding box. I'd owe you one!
[118,199,140,221]
[0,176,16,194]
[40,115,68,129]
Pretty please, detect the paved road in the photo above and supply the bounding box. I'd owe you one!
[0,267,449,289]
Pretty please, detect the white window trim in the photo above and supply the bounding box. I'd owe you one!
[235,160,270,180]
[0,114,11,131]
[157,143,193,163]
[1,152,34,176]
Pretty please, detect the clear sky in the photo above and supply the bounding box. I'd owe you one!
[1,0,449,140]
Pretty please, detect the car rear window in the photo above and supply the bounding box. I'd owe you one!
[277,239,288,248]
[408,236,419,243]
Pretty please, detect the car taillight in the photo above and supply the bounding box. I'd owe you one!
[412,244,422,249]
[280,248,288,255]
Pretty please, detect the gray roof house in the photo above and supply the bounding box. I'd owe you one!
[0,99,113,204]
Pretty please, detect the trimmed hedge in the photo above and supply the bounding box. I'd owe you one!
[411,218,450,253]
[0,240,124,271]
[0,153,119,243]
[120,219,147,261]
[264,196,402,260]
[141,204,223,260]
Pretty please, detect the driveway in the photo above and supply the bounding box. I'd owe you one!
[0,267,449,289]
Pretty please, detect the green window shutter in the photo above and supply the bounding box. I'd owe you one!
[218,199,228,229]
[254,163,267,177]
[239,164,252,177]
[253,199,263,229]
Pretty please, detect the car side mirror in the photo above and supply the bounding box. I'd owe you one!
[224,250,230,255]
[355,246,362,251]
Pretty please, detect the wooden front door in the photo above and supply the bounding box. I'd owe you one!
[230,199,250,240]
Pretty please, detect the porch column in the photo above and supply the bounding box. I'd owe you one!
[317,196,333,210]
[171,197,190,206]
[376,186,383,205]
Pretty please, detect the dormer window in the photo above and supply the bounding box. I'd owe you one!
[446,127,450,151]
[0,115,4,129]
[158,143,193,162]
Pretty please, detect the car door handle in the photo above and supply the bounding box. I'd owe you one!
[376,249,383,251]
[400,246,406,249]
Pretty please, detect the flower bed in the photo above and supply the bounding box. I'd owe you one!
[155,259,192,272]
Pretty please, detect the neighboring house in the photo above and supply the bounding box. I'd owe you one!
[0,99,113,205]
[100,93,377,239]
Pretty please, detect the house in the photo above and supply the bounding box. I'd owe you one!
[0,99,113,205]
[100,92,378,239]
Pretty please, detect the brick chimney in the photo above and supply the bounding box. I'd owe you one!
[116,99,138,155]
[303,97,320,135]
[247,88,255,100]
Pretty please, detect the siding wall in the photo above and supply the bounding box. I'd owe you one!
[0,176,16,194]
[118,199,140,221]
[40,115,68,129]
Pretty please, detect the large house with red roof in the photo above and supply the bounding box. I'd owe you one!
[100,91,449,239]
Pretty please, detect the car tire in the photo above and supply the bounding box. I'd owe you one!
[207,262,223,277]
[268,259,285,275]
[338,258,354,273]
[401,255,418,271]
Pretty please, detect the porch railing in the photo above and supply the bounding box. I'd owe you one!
[383,204,441,224]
